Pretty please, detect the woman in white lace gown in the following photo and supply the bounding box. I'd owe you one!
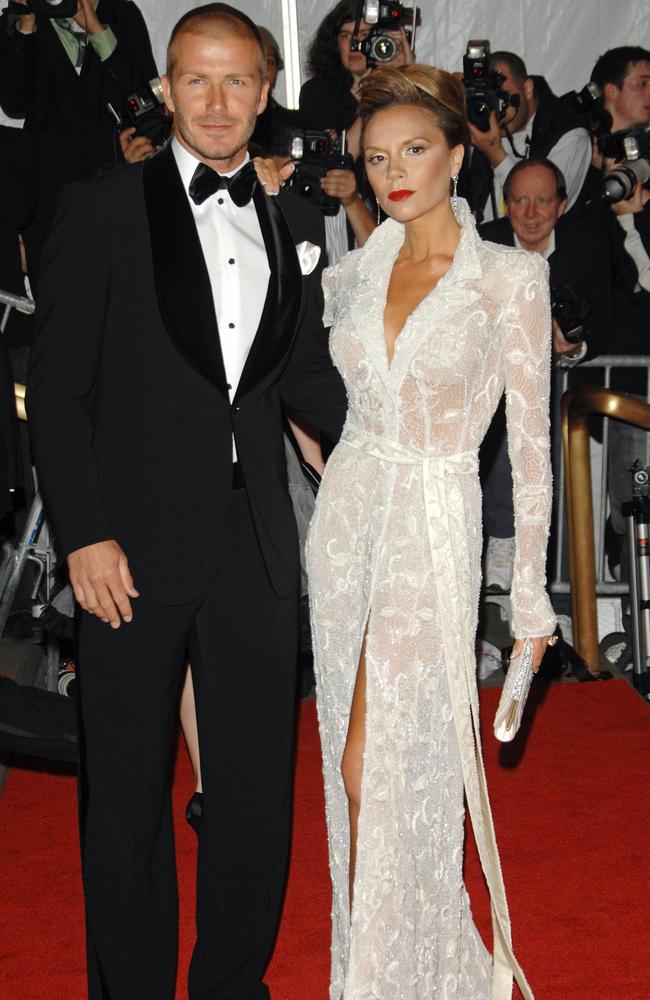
[306,65,557,1000]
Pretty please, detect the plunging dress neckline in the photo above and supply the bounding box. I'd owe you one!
[380,223,465,373]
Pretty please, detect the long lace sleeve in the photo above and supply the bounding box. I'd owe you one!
[502,252,557,637]
[321,262,340,328]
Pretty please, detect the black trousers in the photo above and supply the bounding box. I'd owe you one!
[76,489,299,1000]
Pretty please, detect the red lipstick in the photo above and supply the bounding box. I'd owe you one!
[388,189,415,202]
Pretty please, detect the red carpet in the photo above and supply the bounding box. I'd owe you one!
[1,680,649,999]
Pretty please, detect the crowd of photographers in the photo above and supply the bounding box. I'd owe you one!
[0,0,649,646]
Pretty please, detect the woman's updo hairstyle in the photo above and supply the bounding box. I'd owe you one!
[358,64,469,150]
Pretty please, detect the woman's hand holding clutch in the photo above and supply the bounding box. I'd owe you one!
[511,634,557,674]
[494,634,558,742]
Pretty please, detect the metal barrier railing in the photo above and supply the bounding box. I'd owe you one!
[0,289,34,336]
[0,383,59,690]
[552,356,650,598]
[562,386,650,673]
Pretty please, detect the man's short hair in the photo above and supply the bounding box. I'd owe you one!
[591,46,650,90]
[167,3,265,76]
[489,51,529,85]
[503,157,568,203]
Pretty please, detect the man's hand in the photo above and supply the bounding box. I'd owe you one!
[14,0,36,33]
[251,155,295,196]
[610,180,650,216]
[552,317,584,357]
[468,112,507,167]
[73,0,104,35]
[68,540,139,628]
[321,168,358,208]
[119,127,155,164]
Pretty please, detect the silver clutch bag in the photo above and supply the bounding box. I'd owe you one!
[493,638,535,742]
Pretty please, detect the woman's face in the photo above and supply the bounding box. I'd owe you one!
[363,105,464,222]
[265,45,280,93]
[336,19,372,78]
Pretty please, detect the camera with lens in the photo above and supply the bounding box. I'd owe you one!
[108,77,172,148]
[285,131,354,216]
[462,40,520,133]
[550,283,591,344]
[6,0,77,17]
[349,1,420,67]
[598,124,650,203]
[562,81,612,137]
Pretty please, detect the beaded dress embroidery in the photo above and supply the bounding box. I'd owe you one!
[306,200,556,1000]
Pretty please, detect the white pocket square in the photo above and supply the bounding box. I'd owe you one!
[295,241,321,276]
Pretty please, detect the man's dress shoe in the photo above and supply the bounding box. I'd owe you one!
[185,792,203,834]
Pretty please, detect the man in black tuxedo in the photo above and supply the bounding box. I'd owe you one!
[27,6,346,999]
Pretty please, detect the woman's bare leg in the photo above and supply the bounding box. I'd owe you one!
[341,637,367,911]
[179,665,202,793]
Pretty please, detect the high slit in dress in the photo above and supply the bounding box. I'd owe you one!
[306,200,557,1000]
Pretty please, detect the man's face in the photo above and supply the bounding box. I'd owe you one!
[506,164,566,254]
[163,32,269,171]
[604,60,650,130]
[492,60,534,133]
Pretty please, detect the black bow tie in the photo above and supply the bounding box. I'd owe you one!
[188,160,258,207]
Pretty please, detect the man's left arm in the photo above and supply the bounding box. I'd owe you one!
[278,258,347,445]
[547,127,592,210]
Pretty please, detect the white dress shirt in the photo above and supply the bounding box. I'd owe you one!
[482,113,592,222]
[324,205,350,266]
[172,139,270,459]
[616,212,650,293]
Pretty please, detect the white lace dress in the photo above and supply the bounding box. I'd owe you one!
[306,200,557,1000]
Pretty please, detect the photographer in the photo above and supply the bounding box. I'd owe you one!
[465,49,592,222]
[297,0,414,260]
[479,157,612,595]
[0,0,157,262]
[577,48,650,556]
[590,47,650,294]
[249,25,301,155]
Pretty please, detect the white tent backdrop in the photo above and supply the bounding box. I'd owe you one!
[1,0,649,125]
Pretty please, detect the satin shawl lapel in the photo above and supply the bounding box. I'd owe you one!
[234,188,302,402]
[143,144,229,396]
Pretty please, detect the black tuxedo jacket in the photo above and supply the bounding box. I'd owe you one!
[27,143,347,604]
[479,213,612,360]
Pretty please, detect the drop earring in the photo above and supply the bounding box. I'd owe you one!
[376,198,382,225]
[452,174,459,219]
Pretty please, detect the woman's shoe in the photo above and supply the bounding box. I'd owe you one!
[185,792,203,835]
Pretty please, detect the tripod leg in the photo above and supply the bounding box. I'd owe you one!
[634,514,650,698]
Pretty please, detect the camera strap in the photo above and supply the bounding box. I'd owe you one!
[502,126,529,161]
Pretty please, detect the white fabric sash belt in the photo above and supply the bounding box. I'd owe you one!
[340,424,478,473]
[341,423,534,1000]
